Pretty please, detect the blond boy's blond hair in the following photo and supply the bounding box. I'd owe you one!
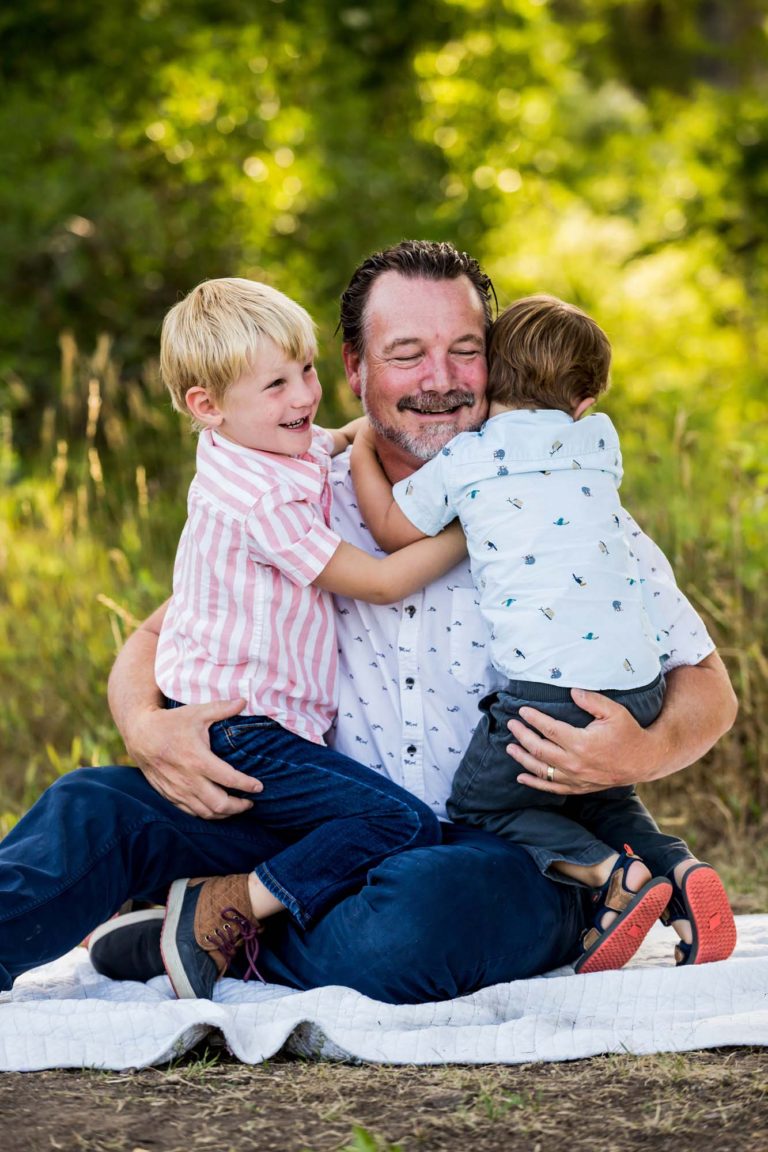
[488,294,611,413]
[160,278,317,416]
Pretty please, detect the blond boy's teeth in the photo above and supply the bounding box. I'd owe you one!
[283,418,306,428]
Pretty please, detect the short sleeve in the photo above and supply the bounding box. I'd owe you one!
[392,452,457,537]
[625,508,715,669]
[247,486,341,586]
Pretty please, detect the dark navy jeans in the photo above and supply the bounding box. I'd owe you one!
[0,763,587,1000]
[201,708,440,927]
[448,675,692,881]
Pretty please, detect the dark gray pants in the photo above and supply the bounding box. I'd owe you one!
[447,675,691,884]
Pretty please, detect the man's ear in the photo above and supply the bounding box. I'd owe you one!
[342,342,363,399]
[185,386,224,427]
[572,396,596,421]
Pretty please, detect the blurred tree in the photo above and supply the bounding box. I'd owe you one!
[0,0,765,454]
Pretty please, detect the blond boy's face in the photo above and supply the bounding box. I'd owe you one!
[204,339,321,456]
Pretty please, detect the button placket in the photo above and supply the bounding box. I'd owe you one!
[397,595,424,797]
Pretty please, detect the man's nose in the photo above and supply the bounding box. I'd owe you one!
[421,352,453,392]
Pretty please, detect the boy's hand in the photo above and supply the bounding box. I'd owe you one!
[127,697,264,819]
[353,418,377,452]
[349,419,378,473]
[329,414,369,455]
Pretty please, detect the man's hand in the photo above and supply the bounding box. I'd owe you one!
[507,654,737,795]
[507,689,653,795]
[108,602,265,819]
[125,697,263,819]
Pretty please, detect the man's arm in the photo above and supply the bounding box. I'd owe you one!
[507,652,737,793]
[108,601,263,819]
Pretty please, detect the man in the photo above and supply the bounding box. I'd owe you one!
[0,242,736,1001]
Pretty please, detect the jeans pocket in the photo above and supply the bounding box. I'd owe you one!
[211,714,279,755]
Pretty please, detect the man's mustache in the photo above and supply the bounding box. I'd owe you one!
[397,391,477,414]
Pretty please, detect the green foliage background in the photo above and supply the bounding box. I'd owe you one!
[1,0,766,845]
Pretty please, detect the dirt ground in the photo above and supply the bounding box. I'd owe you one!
[1,868,765,1151]
[0,1045,765,1152]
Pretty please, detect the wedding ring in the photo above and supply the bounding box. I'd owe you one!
[546,765,556,782]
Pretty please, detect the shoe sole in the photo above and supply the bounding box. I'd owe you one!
[161,878,199,999]
[576,878,672,975]
[87,908,166,980]
[679,865,737,965]
[88,907,165,948]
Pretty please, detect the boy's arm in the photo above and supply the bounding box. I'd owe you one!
[313,524,466,604]
[326,415,368,457]
[108,601,262,819]
[349,422,427,550]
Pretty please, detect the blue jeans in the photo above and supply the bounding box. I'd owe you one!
[448,675,692,881]
[0,764,587,1000]
[199,707,440,927]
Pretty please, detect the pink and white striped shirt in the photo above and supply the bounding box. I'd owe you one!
[155,427,342,744]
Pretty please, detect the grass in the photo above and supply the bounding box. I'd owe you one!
[1,1046,766,1151]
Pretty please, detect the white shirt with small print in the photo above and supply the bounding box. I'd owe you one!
[328,441,713,820]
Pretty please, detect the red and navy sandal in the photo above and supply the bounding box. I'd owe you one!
[661,863,736,966]
[574,848,673,975]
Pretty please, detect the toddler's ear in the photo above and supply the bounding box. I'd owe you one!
[573,396,596,421]
[186,386,224,427]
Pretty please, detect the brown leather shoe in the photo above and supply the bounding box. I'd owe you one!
[160,875,263,999]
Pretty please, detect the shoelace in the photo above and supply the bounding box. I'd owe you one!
[208,906,266,984]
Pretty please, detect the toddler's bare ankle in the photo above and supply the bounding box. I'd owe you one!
[625,858,652,894]
[672,858,699,889]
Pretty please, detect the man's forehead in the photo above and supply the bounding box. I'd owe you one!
[365,272,486,338]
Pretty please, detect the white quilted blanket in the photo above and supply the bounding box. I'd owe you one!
[1,915,766,1071]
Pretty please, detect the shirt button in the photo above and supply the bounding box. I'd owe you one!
[406,744,417,755]
[405,605,417,618]
[405,677,415,688]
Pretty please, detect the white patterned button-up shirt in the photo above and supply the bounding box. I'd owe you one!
[327,445,713,820]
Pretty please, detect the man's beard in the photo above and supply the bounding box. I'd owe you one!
[366,410,474,461]
[361,372,482,461]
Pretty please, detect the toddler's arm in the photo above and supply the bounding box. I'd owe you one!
[326,415,368,456]
[350,422,427,550]
[313,523,466,605]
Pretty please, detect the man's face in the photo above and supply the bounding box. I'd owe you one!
[343,272,489,478]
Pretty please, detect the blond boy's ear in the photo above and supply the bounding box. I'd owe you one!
[185,386,224,427]
[573,396,596,421]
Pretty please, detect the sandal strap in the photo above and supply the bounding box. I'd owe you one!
[674,939,692,965]
[591,847,644,930]
[659,887,688,927]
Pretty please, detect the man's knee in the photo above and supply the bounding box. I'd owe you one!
[342,835,580,999]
